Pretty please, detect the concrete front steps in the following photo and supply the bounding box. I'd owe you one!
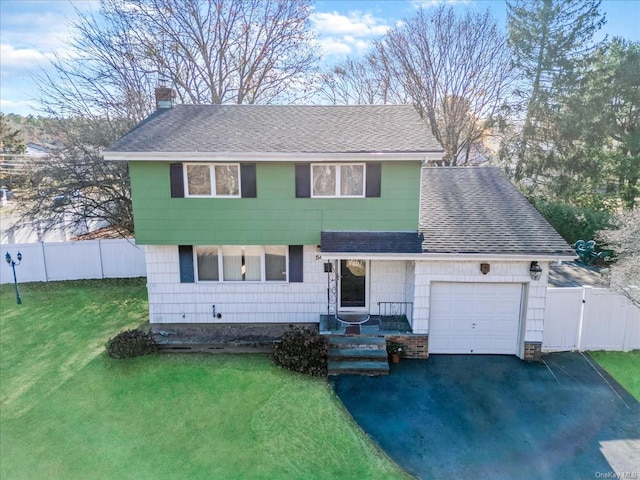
[327,336,389,376]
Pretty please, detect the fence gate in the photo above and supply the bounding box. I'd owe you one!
[544,287,639,352]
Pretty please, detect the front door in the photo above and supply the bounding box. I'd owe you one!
[339,259,367,310]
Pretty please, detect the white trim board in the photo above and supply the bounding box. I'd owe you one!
[103,151,443,163]
[320,253,576,262]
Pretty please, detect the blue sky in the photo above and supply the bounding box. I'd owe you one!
[1,0,639,116]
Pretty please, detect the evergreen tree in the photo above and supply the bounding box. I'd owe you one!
[506,0,605,185]
[0,113,26,154]
[570,39,640,208]
[537,38,640,209]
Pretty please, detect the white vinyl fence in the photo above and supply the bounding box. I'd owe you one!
[0,239,146,284]
[544,287,640,352]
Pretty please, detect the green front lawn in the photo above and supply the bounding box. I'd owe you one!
[589,350,640,401]
[0,279,409,480]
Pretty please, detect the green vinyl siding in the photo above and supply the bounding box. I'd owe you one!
[129,161,421,245]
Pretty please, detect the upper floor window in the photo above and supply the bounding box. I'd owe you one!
[185,163,240,197]
[312,163,365,197]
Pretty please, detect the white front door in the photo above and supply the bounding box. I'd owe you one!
[429,282,523,354]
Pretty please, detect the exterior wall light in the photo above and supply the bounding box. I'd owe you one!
[5,251,23,304]
[529,261,542,281]
[480,263,490,275]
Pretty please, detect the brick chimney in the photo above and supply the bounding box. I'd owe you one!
[155,86,175,110]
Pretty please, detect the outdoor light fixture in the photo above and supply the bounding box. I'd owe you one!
[480,263,490,275]
[5,251,23,304]
[529,261,542,281]
[324,262,333,273]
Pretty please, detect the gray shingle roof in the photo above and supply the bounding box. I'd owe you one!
[107,104,441,154]
[548,261,605,287]
[321,231,424,254]
[419,167,575,256]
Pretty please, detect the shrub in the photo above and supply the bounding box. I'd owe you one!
[528,197,613,245]
[272,326,328,376]
[106,328,157,359]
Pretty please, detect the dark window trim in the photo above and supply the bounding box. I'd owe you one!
[178,245,195,283]
[295,164,311,198]
[240,163,257,198]
[365,162,381,197]
[170,163,185,198]
[289,245,304,282]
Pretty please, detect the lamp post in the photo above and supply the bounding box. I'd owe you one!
[5,251,22,305]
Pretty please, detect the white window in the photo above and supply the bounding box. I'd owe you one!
[185,163,240,197]
[194,245,288,282]
[265,246,287,281]
[311,164,365,197]
[196,246,220,281]
[222,246,262,281]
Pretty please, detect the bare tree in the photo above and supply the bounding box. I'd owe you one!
[374,6,514,165]
[318,54,406,105]
[26,0,319,236]
[72,0,319,110]
[597,208,640,308]
[18,118,134,236]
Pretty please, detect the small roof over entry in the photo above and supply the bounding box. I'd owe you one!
[321,231,424,254]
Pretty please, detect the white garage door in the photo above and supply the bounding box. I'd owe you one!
[429,282,523,355]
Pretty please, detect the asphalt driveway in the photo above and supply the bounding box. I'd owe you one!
[332,353,639,480]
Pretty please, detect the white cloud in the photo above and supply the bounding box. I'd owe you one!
[315,37,353,56]
[310,10,391,59]
[311,11,390,37]
[1,13,72,52]
[0,97,38,115]
[0,44,51,69]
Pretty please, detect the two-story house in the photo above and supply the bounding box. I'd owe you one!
[104,90,574,362]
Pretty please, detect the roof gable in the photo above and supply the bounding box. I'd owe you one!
[106,104,441,155]
[419,167,575,256]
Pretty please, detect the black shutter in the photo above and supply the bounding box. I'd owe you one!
[365,163,381,197]
[295,164,311,198]
[178,245,195,283]
[240,163,257,198]
[170,163,184,198]
[289,245,304,282]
